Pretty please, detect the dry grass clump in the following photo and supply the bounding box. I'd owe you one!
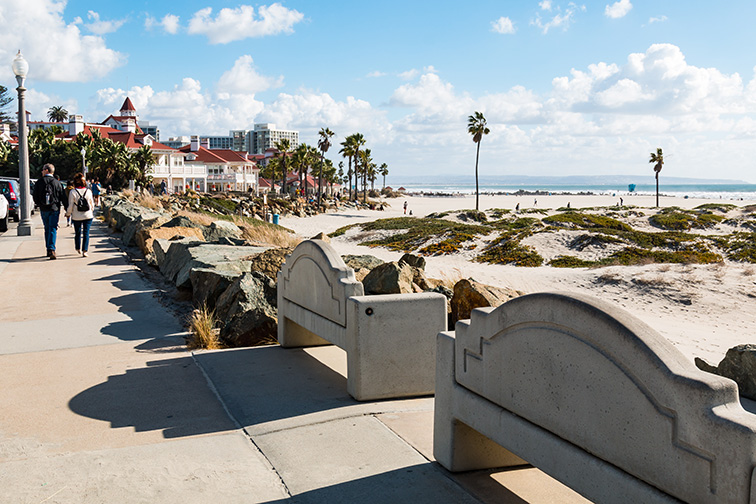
[239,222,301,248]
[633,275,671,287]
[133,192,164,211]
[177,210,216,226]
[742,265,755,276]
[186,305,223,350]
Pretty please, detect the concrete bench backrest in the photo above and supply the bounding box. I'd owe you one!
[454,292,756,504]
[279,240,364,328]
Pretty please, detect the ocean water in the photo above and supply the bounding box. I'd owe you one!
[397,183,756,201]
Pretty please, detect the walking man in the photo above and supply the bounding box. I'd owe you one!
[33,163,68,259]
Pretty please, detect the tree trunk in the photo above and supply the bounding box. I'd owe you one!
[317,155,324,207]
[474,140,481,211]
[655,172,659,208]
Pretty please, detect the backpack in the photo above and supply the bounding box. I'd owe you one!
[75,188,90,212]
[44,180,55,206]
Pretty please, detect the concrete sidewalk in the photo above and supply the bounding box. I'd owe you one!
[0,213,587,503]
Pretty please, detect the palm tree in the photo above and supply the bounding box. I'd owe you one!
[351,133,366,202]
[649,147,664,208]
[339,134,359,201]
[468,111,490,211]
[317,127,335,206]
[275,138,291,196]
[379,163,389,189]
[360,148,372,203]
[47,106,68,122]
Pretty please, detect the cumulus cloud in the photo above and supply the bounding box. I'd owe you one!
[0,0,125,82]
[539,0,552,11]
[366,71,386,78]
[399,69,419,80]
[491,17,516,34]
[604,0,632,19]
[84,11,127,35]
[187,3,304,44]
[649,15,668,24]
[144,14,180,34]
[216,55,283,95]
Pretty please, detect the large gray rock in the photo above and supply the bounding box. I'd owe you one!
[203,220,243,243]
[161,242,270,289]
[122,211,168,246]
[249,247,294,281]
[108,199,144,231]
[216,272,278,347]
[695,344,756,400]
[161,215,203,229]
[450,278,521,326]
[189,267,243,311]
[342,254,384,271]
[362,261,414,295]
[399,253,426,270]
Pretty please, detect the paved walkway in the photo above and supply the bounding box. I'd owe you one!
[0,213,587,503]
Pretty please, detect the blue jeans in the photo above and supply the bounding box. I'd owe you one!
[40,210,60,252]
[73,219,93,252]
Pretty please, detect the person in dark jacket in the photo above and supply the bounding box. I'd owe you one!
[32,163,68,259]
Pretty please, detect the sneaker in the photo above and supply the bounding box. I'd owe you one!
[82,251,88,257]
[46,249,52,258]
[76,249,80,255]
[49,250,57,260]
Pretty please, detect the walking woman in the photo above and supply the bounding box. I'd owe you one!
[65,172,95,257]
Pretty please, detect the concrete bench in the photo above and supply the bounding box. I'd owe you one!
[434,292,756,504]
[277,239,447,401]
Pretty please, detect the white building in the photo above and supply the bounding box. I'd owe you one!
[248,123,299,155]
[177,136,258,193]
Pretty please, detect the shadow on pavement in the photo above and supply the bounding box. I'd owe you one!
[68,338,235,439]
[193,345,353,427]
[257,464,485,504]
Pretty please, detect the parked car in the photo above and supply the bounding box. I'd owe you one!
[0,178,34,222]
[0,188,8,232]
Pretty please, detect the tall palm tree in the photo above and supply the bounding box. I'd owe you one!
[379,163,389,189]
[317,127,334,206]
[47,105,68,122]
[467,111,490,211]
[649,147,664,208]
[351,133,366,202]
[275,138,291,197]
[339,134,359,201]
[360,148,372,203]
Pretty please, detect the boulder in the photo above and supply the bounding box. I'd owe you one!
[109,199,144,231]
[310,232,330,242]
[216,272,278,347]
[162,215,203,229]
[695,344,756,400]
[161,242,271,289]
[249,247,294,280]
[450,278,521,326]
[399,253,426,270]
[189,267,243,311]
[136,226,205,257]
[123,213,170,247]
[353,267,371,283]
[203,220,243,243]
[362,261,414,295]
[342,254,384,271]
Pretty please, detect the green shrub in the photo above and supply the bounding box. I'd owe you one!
[476,235,543,267]
[549,256,596,268]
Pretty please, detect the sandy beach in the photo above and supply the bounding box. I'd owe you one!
[279,192,756,367]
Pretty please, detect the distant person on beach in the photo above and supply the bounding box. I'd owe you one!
[403,201,408,214]
[567,202,571,209]
[534,199,537,207]
[160,180,167,195]
[32,163,67,260]
[620,197,623,206]
[515,203,520,212]
[65,172,95,257]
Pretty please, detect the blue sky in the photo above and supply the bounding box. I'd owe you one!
[2,1,756,182]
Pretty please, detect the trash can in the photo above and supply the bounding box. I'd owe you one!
[272,214,279,225]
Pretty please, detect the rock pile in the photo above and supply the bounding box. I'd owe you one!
[102,194,524,349]
[696,344,756,401]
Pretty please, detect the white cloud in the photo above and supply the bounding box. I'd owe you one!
[161,14,180,34]
[366,71,386,78]
[84,10,127,35]
[217,55,283,95]
[531,3,584,34]
[491,17,516,34]
[0,0,125,82]
[399,69,419,80]
[604,0,632,19]
[539,1,553,11]
[187,3,304,44]
[649,15,668,24]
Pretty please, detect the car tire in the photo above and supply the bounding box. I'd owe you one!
[0,213,8,232]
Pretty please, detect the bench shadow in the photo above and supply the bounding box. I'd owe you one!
[193,345,354,427]
[256,464,521,504]
[68,338,235,439]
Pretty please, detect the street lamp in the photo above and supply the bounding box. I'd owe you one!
[12,50,33,236]
[81,147,87,177]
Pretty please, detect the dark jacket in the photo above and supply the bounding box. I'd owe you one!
[33,174,67,212]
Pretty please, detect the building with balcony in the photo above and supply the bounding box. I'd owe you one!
[177,136,258,193]
[248,123,299,155]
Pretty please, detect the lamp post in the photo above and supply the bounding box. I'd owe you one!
[12,50,33,236]
[81,147,87,177]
